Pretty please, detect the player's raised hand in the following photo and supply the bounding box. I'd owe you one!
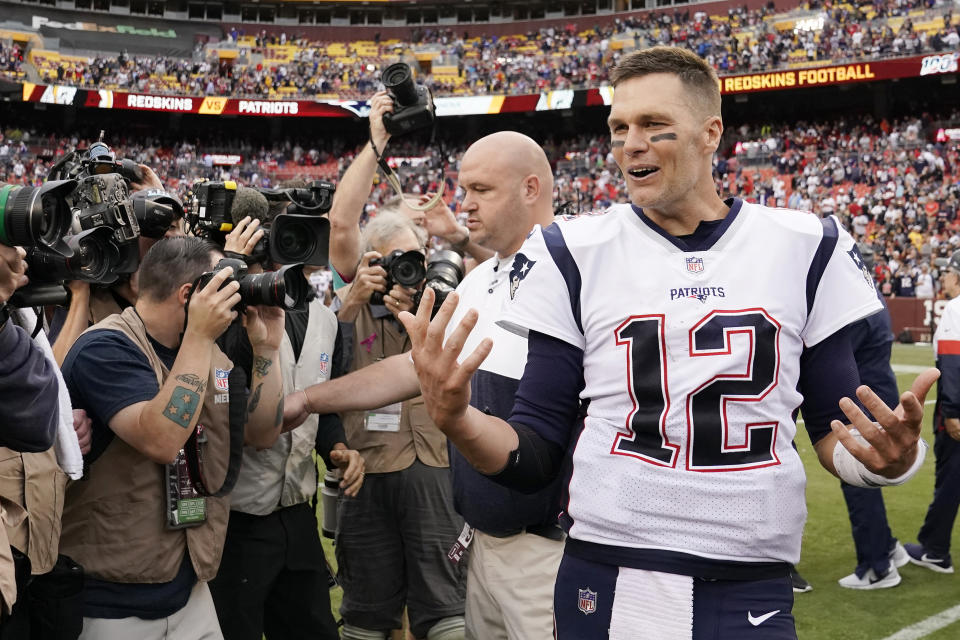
[831,367,940,478]
[398,288,493,433]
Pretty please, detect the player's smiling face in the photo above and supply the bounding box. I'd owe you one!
[608,73,721,226]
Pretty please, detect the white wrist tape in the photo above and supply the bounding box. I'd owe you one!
[832,428,928,488]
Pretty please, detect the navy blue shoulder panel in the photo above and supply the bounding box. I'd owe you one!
[806,216,839,315]
[541,223,584,335]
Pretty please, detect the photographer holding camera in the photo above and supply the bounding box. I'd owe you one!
[58,236,285,638]
[328,89,491,284]
[331,211,466,640]
[207,189,364,640]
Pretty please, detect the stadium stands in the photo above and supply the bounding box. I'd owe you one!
[4,1,957,99]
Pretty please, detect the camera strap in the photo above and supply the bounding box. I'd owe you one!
[184,364,247,497]
[370,137,445,212]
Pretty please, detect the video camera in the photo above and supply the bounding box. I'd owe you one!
[190,257,309,313]
[381,63,435,136]
[48,131,183,239]
[0,133,173,307]
[188,180,335,266]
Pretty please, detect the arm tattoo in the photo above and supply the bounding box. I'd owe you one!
[163,386,200,429]
[174,373,206,394]
[248,383,263,413]
[275,396,284,428]
[253,356,273,378]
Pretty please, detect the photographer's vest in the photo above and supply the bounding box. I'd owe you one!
[60,307,232,584]
[231,299,339,514]
[337,285,447,474]
[0,448,67,576]
[88,288,128,325]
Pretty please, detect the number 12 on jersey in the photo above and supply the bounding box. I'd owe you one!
[612,309,782,472]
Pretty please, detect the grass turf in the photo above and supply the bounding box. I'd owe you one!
[316,343,959,640]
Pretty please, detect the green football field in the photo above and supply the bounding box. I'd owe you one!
[318,343,959,640]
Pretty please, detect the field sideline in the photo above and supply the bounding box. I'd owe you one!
[317,343,959,639]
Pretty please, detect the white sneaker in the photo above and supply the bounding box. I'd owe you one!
[889,542,910,569]
[838,565,902,590]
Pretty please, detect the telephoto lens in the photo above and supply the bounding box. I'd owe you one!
[381,63,420,107]
[0,180,77,256]
[239,264,309,311]
[320,469,341,539]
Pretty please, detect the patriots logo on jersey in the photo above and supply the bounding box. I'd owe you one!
[686,256,704,273]
[578,588,597,615]
[509,253,536,300]
[847,247,874,288]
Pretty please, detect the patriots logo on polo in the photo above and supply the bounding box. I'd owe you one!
[577,588,597,615]
[319,352,330,375]
[847,247,874,288]
[686,256,704,273]
[509,253,536,300]
[215,368,231,391]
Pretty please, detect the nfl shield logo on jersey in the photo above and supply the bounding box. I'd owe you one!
[685,256,704,273]
[577,588,597,615]
[319,353,329,375]
[215,368,230,391]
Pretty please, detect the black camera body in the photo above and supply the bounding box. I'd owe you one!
[71,173,141,274]
[370,249,426,305]
[413,250,464,317]
[192,257,310,314]
[381,63,435,136]
[189,181,238,238]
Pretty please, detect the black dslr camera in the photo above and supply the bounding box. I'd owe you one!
[191,257,310,313]
[369,249,426,305]
[413,250,464,317]
[381,63,435,136]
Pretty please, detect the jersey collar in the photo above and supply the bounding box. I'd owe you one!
[631,197,744,252]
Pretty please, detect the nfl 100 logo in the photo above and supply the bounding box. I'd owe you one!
[578,588,597,615]
[686,256,704,273]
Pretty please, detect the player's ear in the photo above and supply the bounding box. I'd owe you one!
[702,116,723,153]
[522,174,540,202]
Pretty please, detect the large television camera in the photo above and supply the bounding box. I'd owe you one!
[0,134,165,307]
[187,180,335,266]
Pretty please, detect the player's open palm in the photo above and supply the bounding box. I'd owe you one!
[832,367,940,477]
[399,288,492,434]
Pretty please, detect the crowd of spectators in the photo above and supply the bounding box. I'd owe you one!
[5,0,958,100]
[0,42,24,76]
[1,106,958,297]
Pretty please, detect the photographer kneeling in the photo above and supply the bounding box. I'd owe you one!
[59,237,284,639]
[334,212,466,640]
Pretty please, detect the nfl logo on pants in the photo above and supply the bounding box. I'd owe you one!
[578,588,597,615]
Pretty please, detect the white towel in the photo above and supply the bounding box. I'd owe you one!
[18,309,84,480]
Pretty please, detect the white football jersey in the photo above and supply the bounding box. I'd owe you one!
[499,199,881,565]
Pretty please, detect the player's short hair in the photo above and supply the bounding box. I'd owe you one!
[362,211,427,253]
[139,236,220,302]
[610,46,721,118]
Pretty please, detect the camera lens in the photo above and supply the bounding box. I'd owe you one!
[25,226,119,284]
[390,250,426,287]
[239,264,308,310]
[275,219,315,263]
[0,180,76,256]
[381,63,419,107]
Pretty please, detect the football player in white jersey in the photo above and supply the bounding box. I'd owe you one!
[399,47,938,640]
